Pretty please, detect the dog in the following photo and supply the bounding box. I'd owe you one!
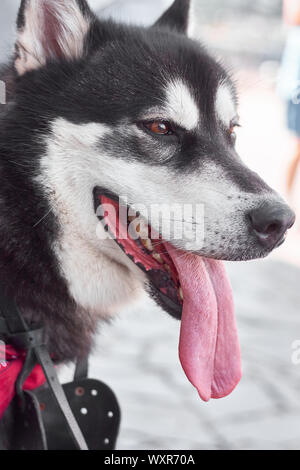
[0,0,295,411]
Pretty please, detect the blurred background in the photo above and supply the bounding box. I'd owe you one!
[1,0,300,451]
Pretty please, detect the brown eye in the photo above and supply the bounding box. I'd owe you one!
[143,120,174,136]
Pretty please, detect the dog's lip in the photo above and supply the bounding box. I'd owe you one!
[93,187,119,211]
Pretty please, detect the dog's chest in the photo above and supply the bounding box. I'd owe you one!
[54,226,145,319]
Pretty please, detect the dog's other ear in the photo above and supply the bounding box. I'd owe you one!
[154,0,190,35]
[15,0,95,75]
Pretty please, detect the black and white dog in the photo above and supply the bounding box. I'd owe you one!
[0,0,295,403]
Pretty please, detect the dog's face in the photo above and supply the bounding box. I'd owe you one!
[14,0,295,318]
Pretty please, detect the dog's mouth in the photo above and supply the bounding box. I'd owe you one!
[94,188,242,401]
[94,189,183,320]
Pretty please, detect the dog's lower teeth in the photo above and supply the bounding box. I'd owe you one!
[152,253,163,264]
[142,239,154,251]
[139,228,149,239]
[164,264,171,273]
[179,287,183,301]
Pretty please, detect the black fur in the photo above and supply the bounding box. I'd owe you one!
[154,0,191,34]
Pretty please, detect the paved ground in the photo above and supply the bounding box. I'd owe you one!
[59,257,299,451]
[2,0,300,451]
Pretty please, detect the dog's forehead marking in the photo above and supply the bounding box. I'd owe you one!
[165,79,199,130]
[215,83,236,126]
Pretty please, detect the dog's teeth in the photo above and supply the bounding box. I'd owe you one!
[164,264,171,273]
[142,239,154,251]
[135,220,148,239]
[152,253,163,264]
[139,228,149,239]
[179,287,183,301]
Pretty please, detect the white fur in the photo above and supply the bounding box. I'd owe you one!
[37,120,146,318]
[165,79,199,130]
[215,83,236,127]
[15,0,90,75]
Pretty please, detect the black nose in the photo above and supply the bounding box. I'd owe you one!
[249,202,295,249]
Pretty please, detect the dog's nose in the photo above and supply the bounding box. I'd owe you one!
[249,202,295,249]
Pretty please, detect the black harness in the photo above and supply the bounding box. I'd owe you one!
[0,285,121,450]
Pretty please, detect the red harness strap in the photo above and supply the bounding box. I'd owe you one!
[0,343,46,419]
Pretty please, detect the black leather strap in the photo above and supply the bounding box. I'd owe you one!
[0,284,88,450]
[35,346,88,450]
[74,357,89,381]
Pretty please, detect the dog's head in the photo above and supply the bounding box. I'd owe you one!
[12,0,295,400]
[15,0,294,255]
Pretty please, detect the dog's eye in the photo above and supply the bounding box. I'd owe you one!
[143,120,174,136]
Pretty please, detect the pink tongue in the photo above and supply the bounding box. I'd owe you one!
[168,249,242,401]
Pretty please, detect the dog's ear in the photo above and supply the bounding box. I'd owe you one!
[154,0,191,35]
[15,0,95,75]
